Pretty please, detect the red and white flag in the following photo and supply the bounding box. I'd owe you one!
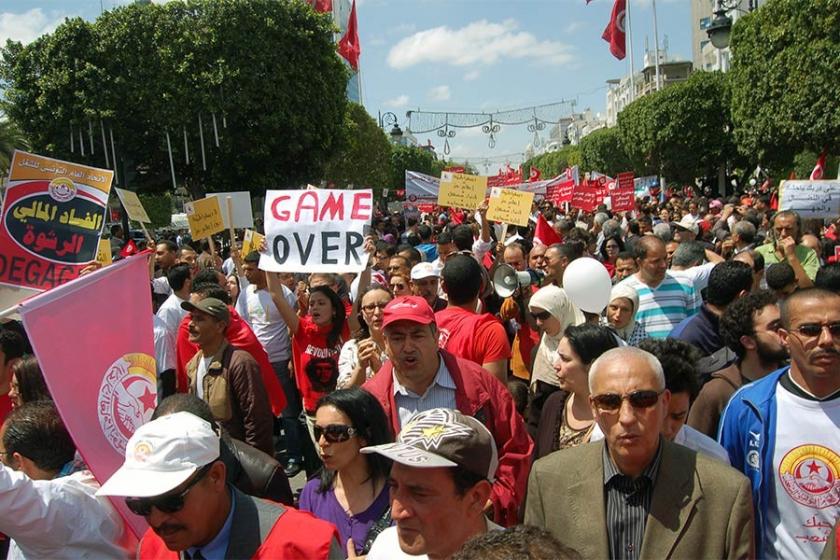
[338,0,361,71]
[810,149,827,180]
[309,0,332,13]
[529,166,542,182]
[19,253,154,539]
[602,0,627,60]
[534,214,561,246]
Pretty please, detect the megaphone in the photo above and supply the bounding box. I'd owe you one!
[493,264,542,298]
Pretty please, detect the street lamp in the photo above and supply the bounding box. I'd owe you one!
[379,111,403,143]
[707,0,758,50]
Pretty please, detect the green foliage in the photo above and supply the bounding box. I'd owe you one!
[729,0,840,169]
[0,119,29,176]
[324,103,392,191]
[137,192,173,228]
[0,0,348,197]
[522,145,581,178]
[579,127,631,176]
[790,150,838,181]
[389,144,438,189]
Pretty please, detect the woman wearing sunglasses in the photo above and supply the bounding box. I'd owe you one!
[534,323,619,459]
[526,284,585,434]
[300,388,393,557]
[389,273,411,297]
[338,285,393,389]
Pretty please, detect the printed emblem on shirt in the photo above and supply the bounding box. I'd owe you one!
[778,444,840,509]
[97,353,158,453]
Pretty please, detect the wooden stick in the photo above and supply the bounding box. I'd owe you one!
[226,196,236,249]
[499,223,509,244]
[207,235,217,262]
[139,222,154,246]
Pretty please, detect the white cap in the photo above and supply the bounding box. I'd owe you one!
[410,262,440,281]
[671,215,699,235]
[97,412,220,498]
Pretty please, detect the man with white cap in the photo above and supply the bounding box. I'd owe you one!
[410,262,446,312]
[98,411,342,559]
[363,408,502,560]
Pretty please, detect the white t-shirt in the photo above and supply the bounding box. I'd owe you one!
[156,292,187,335]
[591,423,730,464]
[764,384,840,559]
[235,277,296,363]
[367,518,503,560]
[152,314,176,374]
[670,261,716,294]
[195,355,213,399]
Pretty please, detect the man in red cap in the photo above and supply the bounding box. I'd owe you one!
[362,296,533,528]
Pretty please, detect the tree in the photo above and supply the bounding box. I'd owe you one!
[522,146,582,178]
[324,103,392,191]
[578,127,631,176]
[389,144,438,190]
[0,119,28,177]
[729,0,839,169]
[0,0,348,198]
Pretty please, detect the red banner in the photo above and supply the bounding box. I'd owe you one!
[571,185,600,212]
[445,166,466,174]
[611,187,636,212]
[617,171,635,190]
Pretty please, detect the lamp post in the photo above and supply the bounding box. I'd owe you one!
[707,0,758,50]
[379,111,403,144]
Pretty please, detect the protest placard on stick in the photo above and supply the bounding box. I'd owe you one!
[438,171,487,210]
[185,196,225,240]
[114,187,151,223]
[241,229,265,256]
[487,187,535,227]
[779,180,840,219]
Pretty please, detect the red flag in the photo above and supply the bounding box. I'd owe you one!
[119,238,138,257]
[529,166,542,182]
[810,148,827,180]
[310,0,332,13]
[534,214,561,246]
[602,0,627,60]
[19,254,153,540]
[337,0,361,71]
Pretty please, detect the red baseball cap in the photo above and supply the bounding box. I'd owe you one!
[382,296,436,330]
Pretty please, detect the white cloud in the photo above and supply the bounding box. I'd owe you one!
[564,21,585,34]
[0,9,65,45]
[428,85,451,101]
[384,94,410,108]
[387,19,574,69]
[464,70,480,81]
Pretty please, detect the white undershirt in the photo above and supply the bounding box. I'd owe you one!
[196,355,213,399]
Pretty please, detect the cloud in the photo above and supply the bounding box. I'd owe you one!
[464,70,480,81]
[384,94,410,108]
[563,21,585,34]
[0,9,65,44]
[428,85,450,101]
[387,19,574,69]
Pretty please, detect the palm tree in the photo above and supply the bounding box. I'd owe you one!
[0,119,29,179]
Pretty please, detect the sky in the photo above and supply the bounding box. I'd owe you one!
[2,0,695,172]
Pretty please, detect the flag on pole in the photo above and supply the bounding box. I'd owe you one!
[534,214,562,246]
[810,149,827,180]
[602,0,627,60]
[529,166,542,182]
[18,253,153,539]
[338,0,361,71]
[309,0,332,12]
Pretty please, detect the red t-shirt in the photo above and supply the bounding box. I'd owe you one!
[435,307,511,367]
[292,316,344,412]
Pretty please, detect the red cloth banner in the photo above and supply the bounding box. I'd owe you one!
[617,171,635,190]
[571,185,600,212]
[611,187,636,212]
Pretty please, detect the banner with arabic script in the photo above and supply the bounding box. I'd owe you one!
[0,150,114,291]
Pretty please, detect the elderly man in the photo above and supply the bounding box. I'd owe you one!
[363,408,502,560]
[410,262,446,312]
[525,347,754,559]
[363,296,533,527]
[181,297,274,455]
[98,412,341,559]
[755,210,819,287]
[719,288,840,559]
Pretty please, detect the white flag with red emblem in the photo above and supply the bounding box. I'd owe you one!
[810,149,827,180]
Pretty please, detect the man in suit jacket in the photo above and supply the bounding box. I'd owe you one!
[525,347,754,559]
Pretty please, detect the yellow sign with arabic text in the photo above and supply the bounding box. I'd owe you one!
[438,172,487,211]
[185,197,225,240]
[115,188,151,223]
[241,229,265,257]
[96,237,112,265]
[487,187,534,227]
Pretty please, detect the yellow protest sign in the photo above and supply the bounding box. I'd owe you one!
[486,187,535,227]
[438,172,487,210]
[241,229,265,256]
[96,237,112,265]
[114,187,151,223]
[185,196,224,240]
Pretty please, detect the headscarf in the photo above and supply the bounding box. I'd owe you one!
[608,283,639,341]
[528,285,585,388]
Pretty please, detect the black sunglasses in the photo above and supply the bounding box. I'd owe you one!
[591,390,663,413]
[314,424,357,443]
[790,322,840,339]
[125,463,213,516]
[532,310,552,321]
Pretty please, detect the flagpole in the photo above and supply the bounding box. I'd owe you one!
[652,0,662,91]
[626,0,637,101]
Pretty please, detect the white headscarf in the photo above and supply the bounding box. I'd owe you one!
[608,283,640,341]
[528,285,585,387]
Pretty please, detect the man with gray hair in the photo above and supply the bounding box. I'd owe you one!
[731,220,757,254]
[670,240,724,294]
[525,347,754,559]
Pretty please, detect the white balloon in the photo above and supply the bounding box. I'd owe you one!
[562,257,612,314]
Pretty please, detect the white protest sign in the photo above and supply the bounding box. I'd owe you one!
[207,191,254,229]
[779,180,840,219]
[260,189,373,273]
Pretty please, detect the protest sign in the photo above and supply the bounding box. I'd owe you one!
[405,170,440,205]
[208,191,254,229]
[778,180,840,219]
[241,229,265,256]
[487,187,535,227]
[611,188,636,212]
[260,188,373,273]
[19,254,153,539]
[96,237,113,265]
[617,172,635,191]
[0,150,114,292]
[438,171,487,210]
[571,185,600,212]
[114,187,150,223]
[185,196,225,240]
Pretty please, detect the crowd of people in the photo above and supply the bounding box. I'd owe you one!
[0,190,839,559]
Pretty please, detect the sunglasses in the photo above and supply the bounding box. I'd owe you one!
[532,310,552,321]
[591,390,663,413]
[314,424,357,443]
[790,322,840,339]
[362,302,389,312]
[391,283,406,290]
[125,463,213,516]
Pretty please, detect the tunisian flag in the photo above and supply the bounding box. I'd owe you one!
[529,166,542,182]
[338,0,361,71]
[602,0,627,60]
[810,149,827,180]
[534,214,561,246]
[18,253,152,540]
[309,0,332,13]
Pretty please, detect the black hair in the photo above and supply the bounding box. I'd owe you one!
[11,356,50,405]
[399,247,423,267]
[192,283,232,305]
[243,251,261,264]
[193,268,223,287]
[599,235,625,261]
[0,329,25,363]
[453,525,582,560]
[166,264,192,292]
[153,393,215,424]
[310,285,346,348]
[721,290,778,361]
[437,231,453,245]
[615,251,635,262]
[765,262,796,291]
[452,225,474,251]
[451,463,489,496]
[374,240,395,256]
[157,239,178,252]
[638,338,701,402]
[110,224,123,236]
[563,323,619,365]
[780,287,840,329]
[441,254,482,305]
[815,263,840,293]
[315,388,393,493]
[3,401,75,473]
[417,224,432,241]
[706,261,753,307]
[353,284,393,339]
